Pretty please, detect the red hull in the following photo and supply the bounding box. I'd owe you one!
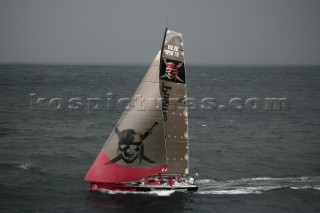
[90,182,137,191]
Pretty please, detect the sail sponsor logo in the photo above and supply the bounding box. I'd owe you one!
[164,45,179,57]
[161,82,172,121]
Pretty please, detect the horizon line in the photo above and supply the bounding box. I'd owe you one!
[1,62,320,67]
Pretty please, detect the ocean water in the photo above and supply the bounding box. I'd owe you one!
[0,64,320,212]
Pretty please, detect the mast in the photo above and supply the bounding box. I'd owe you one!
[160,27,168,71]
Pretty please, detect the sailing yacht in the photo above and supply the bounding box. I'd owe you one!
[84,28,198,192]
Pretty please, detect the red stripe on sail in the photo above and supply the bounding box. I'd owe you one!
[84,150,167,183]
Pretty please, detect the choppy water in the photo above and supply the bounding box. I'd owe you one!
[0,64,320,212]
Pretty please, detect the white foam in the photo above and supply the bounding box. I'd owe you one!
[246,177,273,181]
[235,176,320,184]
[196,176,320,195]
[97,189,175,196]
[196,179,216,184]
[197,186,281,195]
[18,163,31,170]
[291,186,312,190]
[291,185,320,190]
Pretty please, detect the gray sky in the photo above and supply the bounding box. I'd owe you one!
[1,0,319,65]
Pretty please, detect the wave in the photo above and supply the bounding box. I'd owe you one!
[196,176,320,195]
[0,162,48,177]
[0,162,32,170]
[18,163,32,170]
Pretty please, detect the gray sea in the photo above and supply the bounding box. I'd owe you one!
[0,64,320,212]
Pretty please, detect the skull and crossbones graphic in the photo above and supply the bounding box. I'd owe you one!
[160,57,184,83]
[105,122,158,165]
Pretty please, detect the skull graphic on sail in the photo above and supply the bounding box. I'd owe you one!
[160,57,184,83]
[105,122,159,165]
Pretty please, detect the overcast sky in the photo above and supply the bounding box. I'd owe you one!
[0,0,319,65]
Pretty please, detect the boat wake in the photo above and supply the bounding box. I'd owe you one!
[196,176,320,195]
[89,176,320,196]
[96,189,175,197]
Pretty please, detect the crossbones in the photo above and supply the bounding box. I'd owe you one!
[161,57,184,83]
[105,122,158,165]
